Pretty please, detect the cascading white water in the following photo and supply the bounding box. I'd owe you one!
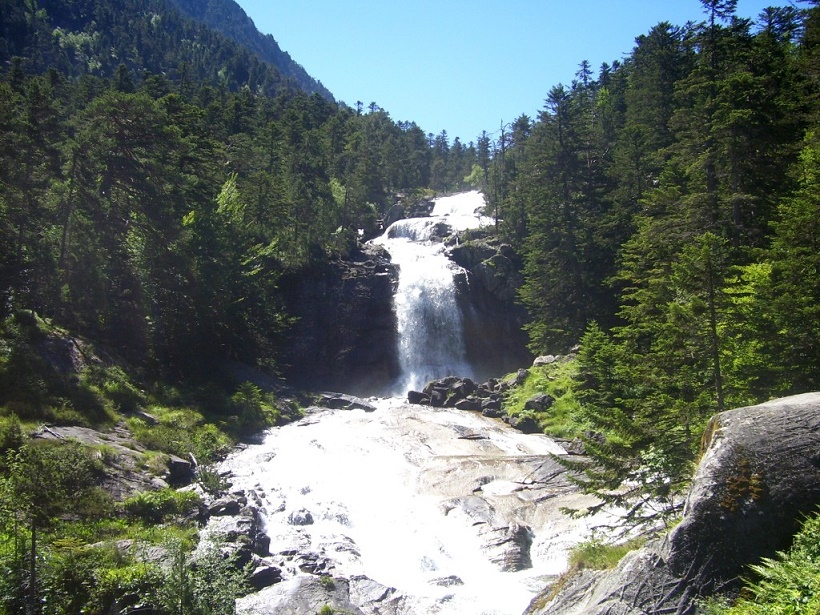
[207,192,613,615]
[223,399,607,615]
[373,191,492,394]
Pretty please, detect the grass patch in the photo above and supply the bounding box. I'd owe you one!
[127,405,233,463]
[567,536,647,571]
[543,535,647,605]
[502,357,585,438]
[122,488,201,524]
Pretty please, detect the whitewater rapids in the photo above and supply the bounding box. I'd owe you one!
[210,192,609,614]
[223,398,607,615]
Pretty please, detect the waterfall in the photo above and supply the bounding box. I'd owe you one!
[207,192,613,615]
[373,191,491,394]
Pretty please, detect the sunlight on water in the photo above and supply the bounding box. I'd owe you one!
[225,399,602,615]
[221,193,608,614]
[373,191,491,395]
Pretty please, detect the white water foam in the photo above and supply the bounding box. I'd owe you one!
[217,192,610,614]
[373,191,491,394]
[225,399,605,615]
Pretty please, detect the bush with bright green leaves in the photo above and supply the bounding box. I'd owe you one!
[228,382,280,436]
[703,511,820,615]
[122,489,201,524]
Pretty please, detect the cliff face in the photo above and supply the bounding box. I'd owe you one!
[279,234,532,395]
[448,238,533,381]
[278,243,399,395]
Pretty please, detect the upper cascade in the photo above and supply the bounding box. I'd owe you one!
[372,192,492,394]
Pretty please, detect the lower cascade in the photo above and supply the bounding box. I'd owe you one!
[206,193,611,614]
[215,400,608,615]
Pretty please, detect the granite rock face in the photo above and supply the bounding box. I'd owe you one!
[448,237,532,380]
[278,242,399,395]
[531,392,820,615]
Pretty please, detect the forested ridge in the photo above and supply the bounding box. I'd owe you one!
[0,0,479,379]
[164,0,333,99]
[0,0,329,98]
[0,0,819,612]
[481,1,820,530]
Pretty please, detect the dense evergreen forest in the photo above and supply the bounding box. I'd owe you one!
[0,0,479,380]
[481,1,820,525]
[0,0,819,612]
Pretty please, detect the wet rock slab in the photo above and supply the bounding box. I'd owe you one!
[532,392,820,615]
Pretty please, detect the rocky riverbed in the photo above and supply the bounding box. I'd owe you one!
[202,397,615,615]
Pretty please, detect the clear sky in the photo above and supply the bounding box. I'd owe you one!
[236,0,780,145]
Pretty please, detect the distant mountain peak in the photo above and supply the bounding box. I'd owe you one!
[165,0,334,101]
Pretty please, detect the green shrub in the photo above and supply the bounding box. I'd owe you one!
[63,378,116,426]
[228,382,279,436]
[123,489,201,524]
[0,414,24,457]
[39,540,130,615]
[52,518,130,544]
[197,465,229,496]
[128,420,191,457]
[155,538,249,614]
[192,423,232,461]
[320,574,336,590]
[708,511,820,615]
[128,406,233,464]
[90,562,164,614]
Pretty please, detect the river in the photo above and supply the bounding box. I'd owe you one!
[213,193,607,614]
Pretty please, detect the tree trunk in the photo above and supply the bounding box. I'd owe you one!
[706,260,725,410]
[27,522,37,615]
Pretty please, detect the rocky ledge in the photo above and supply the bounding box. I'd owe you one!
[278,242,399,394]
[447,235,532,379]
[407,369,549,434]
[529,392,820,615]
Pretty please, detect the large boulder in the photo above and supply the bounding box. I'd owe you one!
[482,522,534,572]
[317,392,376,412]
[532,392,820,615]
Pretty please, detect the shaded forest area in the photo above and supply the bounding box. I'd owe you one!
[0,0,480,384]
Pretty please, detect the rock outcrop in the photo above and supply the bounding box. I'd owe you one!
[447,236,532,380]
[531,392,820,615]
[278,243,399,395]
[237,573,411,615]
[201,489,272,567]
[33,424,177,498]
[407,372,550,435]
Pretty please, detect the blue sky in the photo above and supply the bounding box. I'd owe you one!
[237,0,779,145]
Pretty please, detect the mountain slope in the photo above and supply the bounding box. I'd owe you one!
[0,0,329,100]
[166,0,333,100]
